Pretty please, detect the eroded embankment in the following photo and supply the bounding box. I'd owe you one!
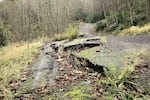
[51,34,150,93]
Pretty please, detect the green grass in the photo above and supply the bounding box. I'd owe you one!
[53,24,79,41]
[0,40,43,99]
[63,84,93,100]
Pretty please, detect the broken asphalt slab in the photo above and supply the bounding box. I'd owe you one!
[17,45,59,96]
[50,35,150,93]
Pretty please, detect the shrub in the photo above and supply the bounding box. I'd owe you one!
[117,13,129,24]
[86,13,105,23]
[74,9,87,21]
[116,24,126,31]
[107,23,118,32]
[53,24,79,41]
[0,22,9,47]
[0,33,8,46]
[98,64,144,99]
[133,14,146,25]
[95,19,107,31]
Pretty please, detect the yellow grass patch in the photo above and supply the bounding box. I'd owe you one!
[119,23,150,36]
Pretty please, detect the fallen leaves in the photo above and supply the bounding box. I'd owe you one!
[20,68,30,82]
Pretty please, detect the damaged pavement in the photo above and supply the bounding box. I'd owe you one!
[16,24,150,99]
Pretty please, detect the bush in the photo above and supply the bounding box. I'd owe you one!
[53,24,79,41]
[74,9,87,21]
[86,13,105,23]
[95,19,107,31]
[0,22,10,47]
[0,33,8,46]
[116,24,126,31]
[117,13,129,24]
[133,14,146,25]
[107,23,118,32]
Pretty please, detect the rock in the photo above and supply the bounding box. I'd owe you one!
[73,69,83,74]
[58,67,64,71]
[56,58,64,62]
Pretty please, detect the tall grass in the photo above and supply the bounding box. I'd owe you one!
[119,23,150,36]
[53,24,79,41]
[0,40,43,99]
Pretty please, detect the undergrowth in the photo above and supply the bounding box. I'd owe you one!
[53,24,79,41]
[98,23,150,36]
[0,40,43,99]
[119,23,150,36]
[63,84,93,100]
[98,49,149,99]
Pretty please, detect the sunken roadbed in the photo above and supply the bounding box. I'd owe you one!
[51,34,150,94]
[15,34,150,99]
[15,23,150,99]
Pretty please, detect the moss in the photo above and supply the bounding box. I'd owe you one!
[74,47,126,70]
[63,84,93,100]
[73,47,147,72]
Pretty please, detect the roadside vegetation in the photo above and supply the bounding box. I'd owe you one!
[0,40,43,99]
[63,84,93,100]
[97,23,150,36]
[53,25,79,41]
[119,23,150,36]
[98,49,149,99]
[0,21,11,47]
[99,64,149,99]
[79,1,150,36]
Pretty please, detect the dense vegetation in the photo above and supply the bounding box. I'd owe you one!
[0,21,10,46]
[80,0,150,33]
